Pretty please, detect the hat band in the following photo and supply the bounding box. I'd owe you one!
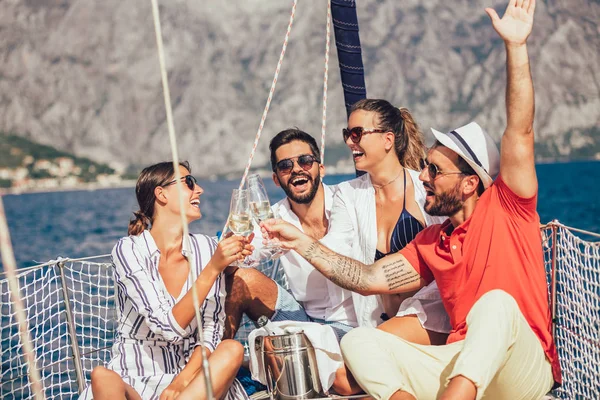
[449,130,485,171]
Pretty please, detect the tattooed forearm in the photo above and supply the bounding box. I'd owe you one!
[301,241,372,293]
[299,240,422,294]
[382,259,419,290]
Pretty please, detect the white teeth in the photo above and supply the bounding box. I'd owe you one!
[352,151,363,156]
[190,199,200,205]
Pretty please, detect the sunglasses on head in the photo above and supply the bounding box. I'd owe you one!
[419,159,464,180]
[342,127,388,144]
[275,154,319,174]
[162,174,198,191]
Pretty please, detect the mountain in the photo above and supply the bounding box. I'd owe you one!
[1,0,598,177]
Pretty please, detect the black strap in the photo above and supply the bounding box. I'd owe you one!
[449,130,484,170]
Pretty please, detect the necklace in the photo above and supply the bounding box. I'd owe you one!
[372,169,403,190]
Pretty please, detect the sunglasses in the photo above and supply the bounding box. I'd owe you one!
[419,159,464,180]
[275,154,319,174]
[162,174,198,191]
[342,127,388,144]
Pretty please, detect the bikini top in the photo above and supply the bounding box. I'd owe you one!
[374,169,425,261]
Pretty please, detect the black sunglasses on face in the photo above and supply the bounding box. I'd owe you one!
[419,159,464,180]
[275,155,319,174]
[162,174,198,191]
[342,127,388,144]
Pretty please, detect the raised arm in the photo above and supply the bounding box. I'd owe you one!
[486,0,537,197]
[261,219,427,295]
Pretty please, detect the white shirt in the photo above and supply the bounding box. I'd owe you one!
[79,231,247,400]
[273,183,358,326]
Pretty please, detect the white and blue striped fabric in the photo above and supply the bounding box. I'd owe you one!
[79,230,247,400]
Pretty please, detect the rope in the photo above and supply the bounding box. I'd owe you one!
[0,196,45,400]
[320,0,332,165]
[237,0,298,190]
[541,220,600,240]
[149,1,213,399]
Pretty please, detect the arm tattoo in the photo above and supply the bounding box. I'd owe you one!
[302,241,372,292]
[381,258,419,290]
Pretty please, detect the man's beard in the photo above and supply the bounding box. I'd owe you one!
[425,183,463,216]
[281,173,321,204]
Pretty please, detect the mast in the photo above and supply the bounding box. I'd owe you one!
[331,0,367,118]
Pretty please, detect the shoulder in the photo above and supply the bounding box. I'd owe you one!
[112,233,141,254]
[335,174,371,196]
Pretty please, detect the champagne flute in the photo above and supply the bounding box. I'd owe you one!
[247,174,285,259]
[227,189,258,268]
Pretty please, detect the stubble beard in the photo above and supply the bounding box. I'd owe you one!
[425,183,463,217]
[281,173,321,204]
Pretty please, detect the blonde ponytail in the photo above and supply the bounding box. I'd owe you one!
[397,107,426,171]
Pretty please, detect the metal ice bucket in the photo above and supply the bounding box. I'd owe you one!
[256,331,323,400]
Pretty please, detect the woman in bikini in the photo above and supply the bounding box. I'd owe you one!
[323,99,451,394]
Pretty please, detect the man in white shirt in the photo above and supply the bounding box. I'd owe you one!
[223,128,357,341]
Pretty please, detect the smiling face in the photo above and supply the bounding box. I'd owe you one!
[273,140,323,204]
[420,146,468,217]
[345,110,394,172]
[160,165,204,222]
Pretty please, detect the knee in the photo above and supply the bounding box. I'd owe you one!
[91,366,116,384]
[470,290,520,320]
[217,339,245,365]
[226,268,264,298]
[340,327,375,359]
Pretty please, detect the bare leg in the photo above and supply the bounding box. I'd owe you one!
[91,366,141,400]
[332,316,448,395]
[223,266,279,339]
[439,376,477,400]
[177,339,245,400]
[377,315,448,346]
[389,390,416,400]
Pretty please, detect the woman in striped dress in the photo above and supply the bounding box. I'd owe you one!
[81,161,253,400]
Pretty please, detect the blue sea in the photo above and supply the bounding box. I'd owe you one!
[1,160,599,270]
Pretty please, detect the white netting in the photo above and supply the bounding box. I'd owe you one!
[0,258,115,400]
[2,224,599,399]
[542,224,600,399]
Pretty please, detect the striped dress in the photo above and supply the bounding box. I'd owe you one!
[79,230,247,400]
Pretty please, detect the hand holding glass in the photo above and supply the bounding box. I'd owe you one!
[227,189,258,268]
[247,174,285,259]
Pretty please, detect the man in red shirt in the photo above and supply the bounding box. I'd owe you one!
[261,0,560,399]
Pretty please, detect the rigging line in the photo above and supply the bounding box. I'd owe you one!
[320,0,332,165]
[238,0,298,190]
[0,196,45,400]
[149,1,214,399]
[218,0,298,240]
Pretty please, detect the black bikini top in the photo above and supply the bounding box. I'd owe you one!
[374,169,425,261]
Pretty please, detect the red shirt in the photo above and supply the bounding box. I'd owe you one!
[401,175,561,384]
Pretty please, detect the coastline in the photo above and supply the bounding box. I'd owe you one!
[0,180,137,196]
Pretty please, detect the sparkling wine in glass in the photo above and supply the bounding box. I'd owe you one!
[247,174,285,259]
[227,189,258,267]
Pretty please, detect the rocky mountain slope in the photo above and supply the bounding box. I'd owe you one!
[1,0,598,176]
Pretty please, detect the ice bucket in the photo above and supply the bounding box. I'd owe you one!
[256,331,323,400]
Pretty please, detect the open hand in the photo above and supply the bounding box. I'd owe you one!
[211,233,255,270]
[486,0,535,46]
[260,219,306,251]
